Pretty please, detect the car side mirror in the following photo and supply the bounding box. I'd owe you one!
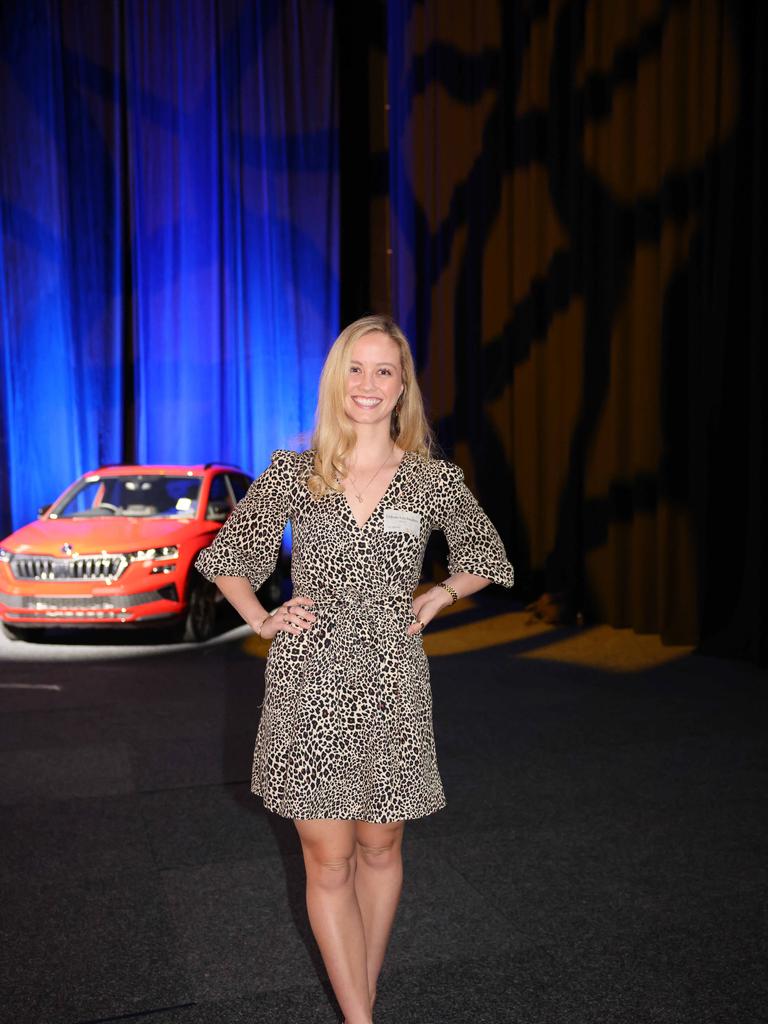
[37,504,51,518]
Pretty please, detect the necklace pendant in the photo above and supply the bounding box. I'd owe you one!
[355,493,363,503]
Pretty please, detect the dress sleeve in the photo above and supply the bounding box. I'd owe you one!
[194,449,297,591]
[433,460,515,588]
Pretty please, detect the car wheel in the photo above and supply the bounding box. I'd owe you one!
[183,578,218,643]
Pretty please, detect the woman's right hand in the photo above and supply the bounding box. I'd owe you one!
[257,596,317,640]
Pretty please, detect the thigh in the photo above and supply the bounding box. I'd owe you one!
[294,818,358,863]
[354,819,405,853]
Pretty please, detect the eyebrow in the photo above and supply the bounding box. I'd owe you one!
[349,360,397,368]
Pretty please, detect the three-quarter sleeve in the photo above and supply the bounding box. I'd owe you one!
[433,460,515,588]
[194,449,297,591]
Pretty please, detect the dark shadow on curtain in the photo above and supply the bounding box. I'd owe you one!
[373,0,765,664]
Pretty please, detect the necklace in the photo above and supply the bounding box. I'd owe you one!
[345,445,397,503]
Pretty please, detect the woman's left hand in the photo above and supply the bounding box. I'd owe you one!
[406,585,454,635]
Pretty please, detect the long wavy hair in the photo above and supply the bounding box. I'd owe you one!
[306,315,438,498]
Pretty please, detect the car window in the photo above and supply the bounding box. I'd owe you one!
[206,474,234,519]
[57,480,103,515]
[228,474,250,503]
[52,475,202,518]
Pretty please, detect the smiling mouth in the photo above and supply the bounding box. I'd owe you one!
[351,397,383,408]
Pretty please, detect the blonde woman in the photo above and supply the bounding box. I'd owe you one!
[195,315,514,1024]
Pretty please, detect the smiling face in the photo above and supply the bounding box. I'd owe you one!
[343,330,404,429]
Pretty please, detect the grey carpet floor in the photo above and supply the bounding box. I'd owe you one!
[1,599,766,1024]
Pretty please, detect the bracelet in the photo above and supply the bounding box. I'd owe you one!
[436,580,459,605]
[255,607,278,637]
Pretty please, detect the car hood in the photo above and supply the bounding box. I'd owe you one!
[1,517,211,556]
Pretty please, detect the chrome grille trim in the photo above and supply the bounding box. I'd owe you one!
[0,588,177,610]
[10,555,127,582]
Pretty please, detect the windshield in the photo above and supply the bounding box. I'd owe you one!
[51,474,203,519]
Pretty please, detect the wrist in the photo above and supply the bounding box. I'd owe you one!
[252,608,275,636]
[433,580,459,607]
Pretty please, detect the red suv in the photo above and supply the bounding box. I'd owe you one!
[0,463,254,642]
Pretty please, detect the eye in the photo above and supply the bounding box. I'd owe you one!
[349,365,360,373]
[378,368,392,376]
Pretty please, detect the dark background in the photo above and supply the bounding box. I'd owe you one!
[2,0,766,664]
[338,0,766,663]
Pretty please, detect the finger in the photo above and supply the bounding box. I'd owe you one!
[285,597,317,622]
[288,608,316,628]
[281,608,312,634]
[281,619,304,635]
[291,607,317,624]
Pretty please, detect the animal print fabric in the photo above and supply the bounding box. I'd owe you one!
[195,448,515,823]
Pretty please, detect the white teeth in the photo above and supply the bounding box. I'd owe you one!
[352,397,382,407]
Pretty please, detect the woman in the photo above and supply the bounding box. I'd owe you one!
[195,314,514,1024]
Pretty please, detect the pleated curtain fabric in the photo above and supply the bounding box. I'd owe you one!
[377,0,766,658]
[0,0,338,534]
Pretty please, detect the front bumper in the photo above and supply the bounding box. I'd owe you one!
[0,583,184,627]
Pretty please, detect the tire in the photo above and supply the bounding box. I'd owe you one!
[182,577,218,642]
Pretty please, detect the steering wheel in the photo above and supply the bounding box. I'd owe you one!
[96,502,120,513]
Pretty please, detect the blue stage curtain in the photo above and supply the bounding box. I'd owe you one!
[0,0,338,535]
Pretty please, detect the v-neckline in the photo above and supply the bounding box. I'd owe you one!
[340,450,410,532]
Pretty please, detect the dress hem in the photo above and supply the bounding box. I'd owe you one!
[251,785,447,824]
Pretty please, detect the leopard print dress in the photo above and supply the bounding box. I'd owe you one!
[195,448,514,823]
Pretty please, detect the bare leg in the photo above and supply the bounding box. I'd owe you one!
[294,818,373,1024]
[353,819,405,1012]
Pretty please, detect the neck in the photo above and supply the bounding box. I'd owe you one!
[349,424,399,466]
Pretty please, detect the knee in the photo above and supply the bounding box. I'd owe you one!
[305,850,357,891]
[356,834,402,870]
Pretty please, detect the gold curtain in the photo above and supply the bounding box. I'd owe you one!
[373,0,740,645]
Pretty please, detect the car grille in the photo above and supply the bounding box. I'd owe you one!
[0,585,178,611]
[10,555,126,581]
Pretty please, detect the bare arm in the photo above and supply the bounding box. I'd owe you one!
[408,571,491,634]
[441,570,493,600]
[212,575,269,632]
[213,575,316,638]
[411,458,515,634]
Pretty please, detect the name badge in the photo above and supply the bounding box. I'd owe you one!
[383,508,421,536]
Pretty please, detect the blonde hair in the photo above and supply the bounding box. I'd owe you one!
[306,315,437,497]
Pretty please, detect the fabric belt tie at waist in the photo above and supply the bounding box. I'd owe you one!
[308,588,412,615]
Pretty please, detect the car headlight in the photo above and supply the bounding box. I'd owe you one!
[126,546,179,562]
[0,548,12,563]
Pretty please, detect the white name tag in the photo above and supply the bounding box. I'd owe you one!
[383,508,421,536]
